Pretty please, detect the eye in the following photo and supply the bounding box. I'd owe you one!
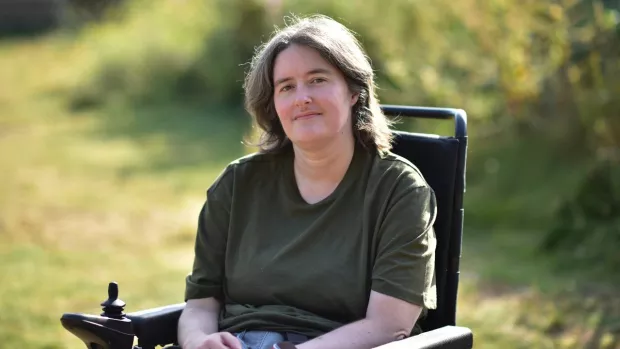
[279,84,294,92]
[311,77,327,84]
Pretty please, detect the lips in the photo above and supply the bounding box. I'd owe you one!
[293,112,321,120]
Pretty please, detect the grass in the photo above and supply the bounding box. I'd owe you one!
[458,230,620,349]
[1,34,619,349]
[0,35,250,348]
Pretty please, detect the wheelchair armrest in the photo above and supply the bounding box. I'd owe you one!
[126,303,186,347]
[373,326,473,349]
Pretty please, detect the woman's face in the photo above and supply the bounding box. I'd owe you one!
[272,44,358,149]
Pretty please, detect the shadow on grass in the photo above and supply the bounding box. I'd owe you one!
[81,101,253,179]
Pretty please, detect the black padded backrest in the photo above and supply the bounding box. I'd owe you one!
[391,130,462,331]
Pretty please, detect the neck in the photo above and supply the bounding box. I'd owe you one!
[292,135,356,183]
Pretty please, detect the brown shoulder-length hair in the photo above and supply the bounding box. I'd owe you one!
[243,14,394,154]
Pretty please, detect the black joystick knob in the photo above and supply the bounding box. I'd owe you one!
[101,282,126,319]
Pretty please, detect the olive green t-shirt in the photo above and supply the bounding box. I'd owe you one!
[185,143,437,338]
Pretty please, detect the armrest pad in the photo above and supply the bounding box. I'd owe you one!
[373,326,473,349]
[126,303,186,347]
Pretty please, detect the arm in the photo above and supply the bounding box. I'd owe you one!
[180,169,234,347]
[297,291,422,349]
[178,298,221,348]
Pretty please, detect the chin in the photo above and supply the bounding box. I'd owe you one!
[291,133,331,148]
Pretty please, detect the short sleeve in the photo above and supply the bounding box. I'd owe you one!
[184,170,233,302]
[371,182,438,309]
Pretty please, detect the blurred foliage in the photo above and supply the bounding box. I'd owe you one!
[62,0,620,266]
[68,0,219,107]
[67,0,278,107]
[67,0,619,146]
[542,159,620,268]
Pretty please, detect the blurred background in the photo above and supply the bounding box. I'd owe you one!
[0,0,618,348]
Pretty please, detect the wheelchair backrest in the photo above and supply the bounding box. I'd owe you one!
[383,105,468,331]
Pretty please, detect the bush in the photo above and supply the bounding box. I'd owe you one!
[69,0,220,107]
[541,159,620,269]
[69,0,574,116]
[68,0,618,146]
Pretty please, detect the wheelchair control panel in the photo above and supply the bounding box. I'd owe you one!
[60,282,137,349]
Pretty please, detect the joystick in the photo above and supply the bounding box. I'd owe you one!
[60,281,135,349]
[101,282,126,319]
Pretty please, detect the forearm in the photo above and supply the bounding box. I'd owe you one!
[297,318,407,349]
[177,299,220,348]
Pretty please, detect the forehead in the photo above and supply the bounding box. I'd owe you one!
[273,44,335,78]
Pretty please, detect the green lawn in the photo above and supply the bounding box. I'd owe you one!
[1,35,618,349]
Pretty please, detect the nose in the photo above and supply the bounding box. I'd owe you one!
[294,86,312,107]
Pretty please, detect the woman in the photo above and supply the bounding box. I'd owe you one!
[178,14,437,349]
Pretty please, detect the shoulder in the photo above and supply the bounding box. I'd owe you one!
[207,151,286,198]
[370,150,431,191]
[228,151,283,172]
[367,150,438,232]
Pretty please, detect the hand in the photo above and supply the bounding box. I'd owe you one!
[187,332,243,349]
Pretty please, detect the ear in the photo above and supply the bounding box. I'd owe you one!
[350,92,359,107]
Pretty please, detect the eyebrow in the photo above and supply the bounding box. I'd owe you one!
[274,68,332,87]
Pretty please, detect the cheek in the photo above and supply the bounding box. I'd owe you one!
[326,86,351,107]
[326,90,353,120]
[273,97,290,122]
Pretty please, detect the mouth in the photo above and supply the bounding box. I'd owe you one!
[293,113,321,121]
